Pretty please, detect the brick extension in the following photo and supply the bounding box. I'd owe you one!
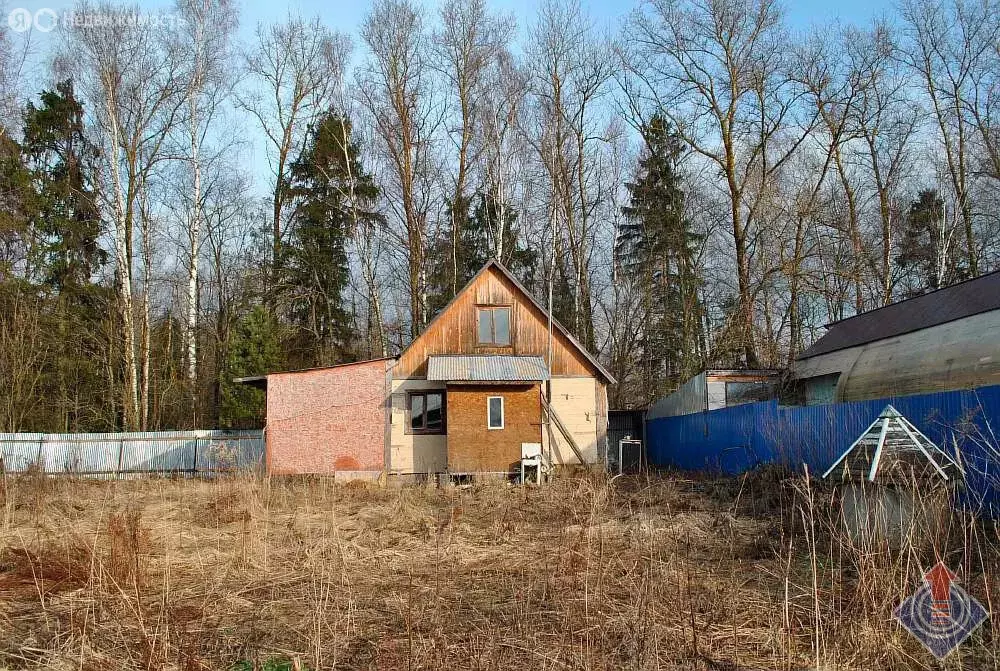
[265,359,392,476]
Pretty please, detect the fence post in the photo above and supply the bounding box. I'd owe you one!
[36,435,45,473]
[116,436,125,479]
[193,437,199,474]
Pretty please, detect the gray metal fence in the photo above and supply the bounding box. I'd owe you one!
[0,430,264,476]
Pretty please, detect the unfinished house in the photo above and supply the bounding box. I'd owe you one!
[243,260,614,480]
[389,260,615,479]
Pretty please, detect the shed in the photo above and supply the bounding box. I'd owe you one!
[647,369,781,420]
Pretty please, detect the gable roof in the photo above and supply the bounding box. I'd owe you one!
[400,259,616,384]
[798,271,1000,360]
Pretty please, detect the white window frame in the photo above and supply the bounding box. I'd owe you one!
[487,395,505,430]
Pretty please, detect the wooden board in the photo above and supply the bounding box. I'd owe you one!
[446,384,542,473]
[395,265,598,379]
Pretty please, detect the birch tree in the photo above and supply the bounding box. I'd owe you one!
[174,0,237,418]
[68,1,185,429]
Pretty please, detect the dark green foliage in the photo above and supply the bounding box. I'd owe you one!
[426,188,536,317]
[21,80,103,293]
[279,111,378,367]
[219,306,281,429]
[617,114,704,402]
[896,189,968,297]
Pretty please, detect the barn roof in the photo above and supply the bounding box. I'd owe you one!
[797,271,1000,360]
[427,355,549,382]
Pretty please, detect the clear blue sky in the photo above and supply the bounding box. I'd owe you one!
[10,0,898,60]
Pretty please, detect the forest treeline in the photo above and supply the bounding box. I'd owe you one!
[1,0,998,431]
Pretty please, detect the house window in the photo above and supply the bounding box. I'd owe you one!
[408,391,446,434]
[477,307,511,345]
[487,396,504,430]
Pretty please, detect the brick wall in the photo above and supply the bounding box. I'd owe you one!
[265,359,391,476]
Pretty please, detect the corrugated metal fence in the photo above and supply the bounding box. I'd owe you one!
[646,384,1000,515]
[0,430,264,476]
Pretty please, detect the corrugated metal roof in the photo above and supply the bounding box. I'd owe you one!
[427,355,549,382]
[798,271,1000,360]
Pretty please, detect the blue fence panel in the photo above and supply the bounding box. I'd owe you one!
[647,384,1000,515]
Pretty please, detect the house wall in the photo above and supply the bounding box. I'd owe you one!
[793,309,1000,402]
[394,266,599,379]
[387,378,448,474]
[543,377,601,466]
[446,384,542,473]
[266,359,392,478]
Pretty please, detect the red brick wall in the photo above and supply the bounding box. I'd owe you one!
[265,359,391,475]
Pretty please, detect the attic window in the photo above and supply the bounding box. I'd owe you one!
[477,307,511,346]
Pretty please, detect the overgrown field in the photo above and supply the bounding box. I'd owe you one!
[0,471,996,670]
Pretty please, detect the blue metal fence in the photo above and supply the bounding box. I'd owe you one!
[647,385,1000,515]
[0,430,265,476]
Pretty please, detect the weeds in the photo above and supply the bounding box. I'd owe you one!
[0,471,995,669]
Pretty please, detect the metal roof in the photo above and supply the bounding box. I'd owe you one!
[798,271,1000,360]
[427,355,549,382]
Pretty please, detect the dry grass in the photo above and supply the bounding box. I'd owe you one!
[0,469,996,670]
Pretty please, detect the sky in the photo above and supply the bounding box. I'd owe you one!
[8,0,899,69]
[5,0,898,193]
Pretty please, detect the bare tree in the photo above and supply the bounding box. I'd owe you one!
[528,0,614,350]
[241,15,350,266]
[623,0,817,367]
[359,0,439,337]
[433,0,514,294]
[901,0,1000,276]
[68,1,185,429]
[173,0,237,418]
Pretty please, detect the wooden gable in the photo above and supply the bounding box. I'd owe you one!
[394,262,611,381]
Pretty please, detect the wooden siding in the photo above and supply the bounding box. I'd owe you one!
[395,266,597,379]
[446,384,542,472]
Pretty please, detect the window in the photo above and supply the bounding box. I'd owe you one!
[408,391,446,434]
[487,396,504,430]
[477,307,511,345]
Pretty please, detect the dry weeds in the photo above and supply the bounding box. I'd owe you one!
[0,470,995,670]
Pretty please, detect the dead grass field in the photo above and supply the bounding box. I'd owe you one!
[0,470,996,670]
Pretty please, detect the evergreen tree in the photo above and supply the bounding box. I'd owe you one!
[426,188,536,317]
[280,111,379,367]
[21,80,103,293]
[618,113,704,401]
[219,306,281,429]
[896,189,968,297]
[17,81,109,431]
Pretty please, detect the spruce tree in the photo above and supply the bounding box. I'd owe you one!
[281,111,380,367]
[618,113,703,401]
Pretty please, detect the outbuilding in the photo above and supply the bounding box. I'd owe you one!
[792,271,1000,404]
